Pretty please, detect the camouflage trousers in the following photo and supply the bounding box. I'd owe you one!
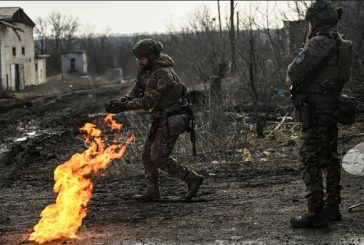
[142,118,191,186]
[300,124,341,212]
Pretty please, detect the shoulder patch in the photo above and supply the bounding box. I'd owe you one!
[295,54,304,64]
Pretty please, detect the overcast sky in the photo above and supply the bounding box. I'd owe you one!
[0,1,300,35]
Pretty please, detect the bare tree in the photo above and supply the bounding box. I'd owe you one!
[48,12,64,53]
[230,0,236,75]
[47,12,79,53]
[217,0,223,43]
[34,17,49,54]
[235,2,282,138]
[167,6,223,82]
[63,16,79,51]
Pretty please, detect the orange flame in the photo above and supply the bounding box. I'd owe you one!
[29,114,135,244]
[103,113,123,131]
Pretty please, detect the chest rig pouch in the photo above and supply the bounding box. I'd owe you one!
[333,95,357,125]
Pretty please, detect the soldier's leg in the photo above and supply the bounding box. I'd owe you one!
[322,125,342,220]
[291,127,328,228]
[150,120,204,199]
[135,123,160,201]
[299,127,326,212]
[324,125,341,205]
[150,120,190,179]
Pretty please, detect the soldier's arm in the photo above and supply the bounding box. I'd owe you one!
[287,36,337,86]
[124,79,144,100]
[126,68,171,110]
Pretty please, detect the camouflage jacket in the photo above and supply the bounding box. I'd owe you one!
[287,33,337,87]
[125,53,186,114]
[288,27,354,109]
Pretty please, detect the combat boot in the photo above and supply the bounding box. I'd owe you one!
[134,177,161,202]
[134,191,160,202]
[290,210,328,228]
[325,205,342,221]
[185,171,204,201]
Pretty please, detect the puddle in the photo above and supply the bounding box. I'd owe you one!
[26,131,36,136]
[14,136,28,142]
[14,130,38,142]
[88,113,108,118]
[12,129,64,144]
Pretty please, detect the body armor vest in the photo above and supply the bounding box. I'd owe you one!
[312,36,353,85]
[305,34,353,109]
[138,66,187,113]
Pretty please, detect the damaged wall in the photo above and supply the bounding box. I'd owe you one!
[61,51,88,77]
[0,22,35,90]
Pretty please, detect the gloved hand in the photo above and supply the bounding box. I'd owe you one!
[105,99,128,114]
[120,97,129,103]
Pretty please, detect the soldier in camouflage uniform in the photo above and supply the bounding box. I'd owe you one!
[287,0,353,228]
[106,39,204,201]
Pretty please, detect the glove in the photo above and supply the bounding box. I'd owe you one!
[105,99,128,114]
[120,97,129,103]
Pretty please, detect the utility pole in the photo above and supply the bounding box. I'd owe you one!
[230,0,236,75]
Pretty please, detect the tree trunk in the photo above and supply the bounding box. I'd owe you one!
[217,0,223,43]
[249,35,264,138]
[236,11,240,39]
[230,0,236,76]
[209,75,223,133]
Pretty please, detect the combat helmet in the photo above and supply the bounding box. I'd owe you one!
[305,0,342,27]
[132,39,163,61]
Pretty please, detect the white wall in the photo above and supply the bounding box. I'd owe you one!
[34,58,46,85]
[61,52,87,76]
[0,23,35,90]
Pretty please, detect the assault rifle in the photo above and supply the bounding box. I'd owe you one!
[182,102,196,156]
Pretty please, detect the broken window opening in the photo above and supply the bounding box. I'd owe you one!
[70,58,76,72]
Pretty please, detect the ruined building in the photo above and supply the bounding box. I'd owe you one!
[283,19,307,59]
[61,50,88,77]
[0,7,48,91]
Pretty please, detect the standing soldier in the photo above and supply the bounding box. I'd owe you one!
[105,39,204,201]
[287,0,353,227]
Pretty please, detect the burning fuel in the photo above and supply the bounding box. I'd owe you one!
[29,114,134,244]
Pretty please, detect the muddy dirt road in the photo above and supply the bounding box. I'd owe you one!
[0,84,363,245]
